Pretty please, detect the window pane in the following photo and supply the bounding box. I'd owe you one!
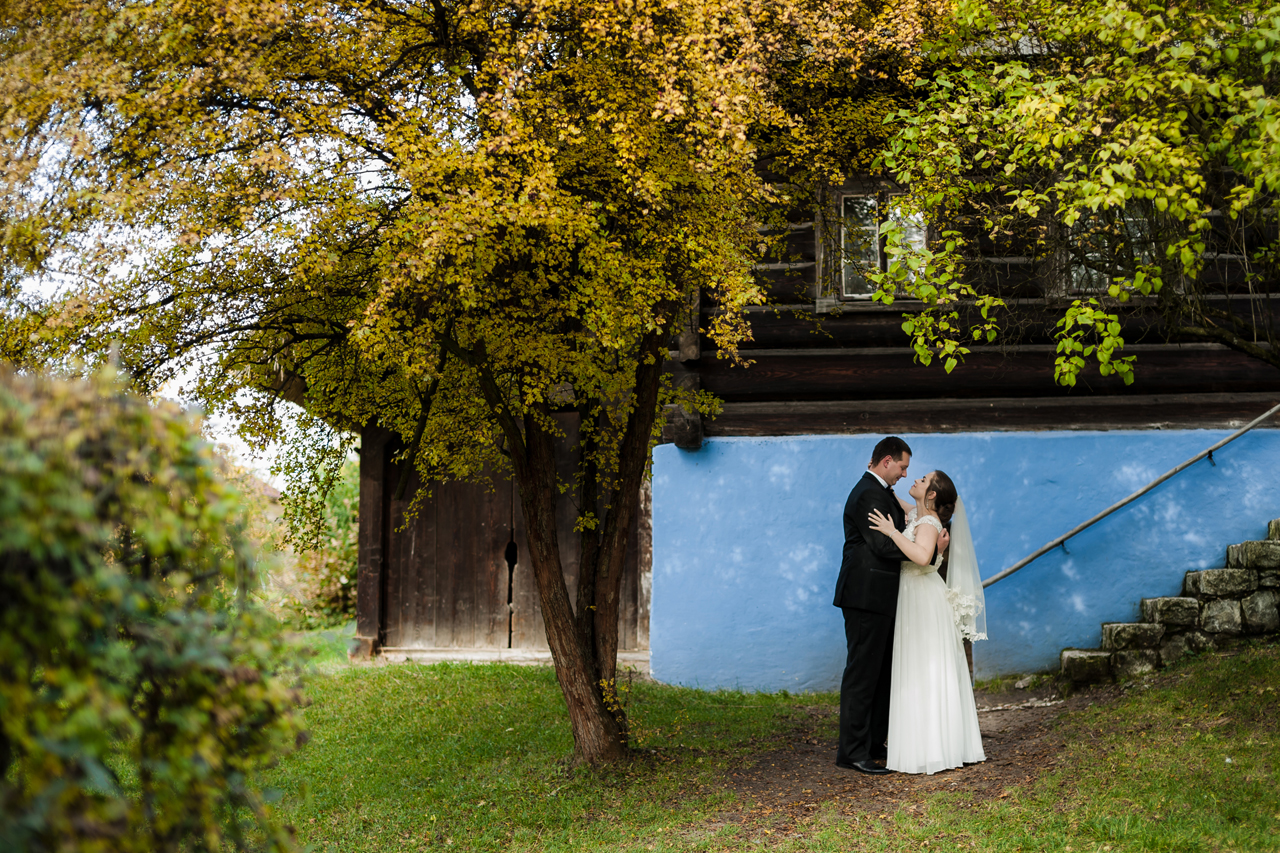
[1070,203,1157,293]
[842,196,880,297]
[889,204,927,253]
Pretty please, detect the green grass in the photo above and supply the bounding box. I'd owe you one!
[288,620,357,670]
[868,641,1280,853]
[267,638,1280,852]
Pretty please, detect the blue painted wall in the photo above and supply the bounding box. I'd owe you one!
[650,429,1280,690]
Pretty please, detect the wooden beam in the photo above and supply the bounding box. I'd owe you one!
[661,371,704,449]
[712,297,1280,350]
[672,344,1280,403]
[676,288,700,362]
[703,392,1280,435]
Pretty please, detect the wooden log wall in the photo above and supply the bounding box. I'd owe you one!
[658,179,1280,442]
[678,307,1280,437]
[354,416,650,660]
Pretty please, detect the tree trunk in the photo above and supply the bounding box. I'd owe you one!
[592,328,666,690]
[574,403,601,674]
[514,405,628,766]
[464,328,670,765]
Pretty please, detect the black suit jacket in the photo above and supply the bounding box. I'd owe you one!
[832,472,910,615]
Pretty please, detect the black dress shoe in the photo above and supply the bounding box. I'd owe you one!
[836,759,892,775]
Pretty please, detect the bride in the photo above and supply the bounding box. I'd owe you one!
[868,470,986,774]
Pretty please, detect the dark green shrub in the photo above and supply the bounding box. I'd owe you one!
[0,369,302,853]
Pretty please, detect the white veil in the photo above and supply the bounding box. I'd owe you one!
[944,495,987,642]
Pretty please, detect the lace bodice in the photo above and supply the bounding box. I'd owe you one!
[901,508,944,576]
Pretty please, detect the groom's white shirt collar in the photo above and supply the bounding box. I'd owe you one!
[867,470,889,489]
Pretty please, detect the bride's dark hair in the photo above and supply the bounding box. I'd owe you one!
[929,470,958,528]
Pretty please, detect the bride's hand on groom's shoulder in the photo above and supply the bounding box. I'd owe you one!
[938,529,950,553]
[867,508,895,536]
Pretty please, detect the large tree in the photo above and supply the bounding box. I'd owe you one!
[0,0,940,763]
[869,0,1280,384]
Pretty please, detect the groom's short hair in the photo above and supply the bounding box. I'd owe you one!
[870,436,911,467]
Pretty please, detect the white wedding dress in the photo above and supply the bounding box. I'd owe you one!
[885,510,986,774]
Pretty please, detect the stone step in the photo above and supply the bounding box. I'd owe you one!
[1101,622,1164,650]
[1113,649,1160,679]
[1269,519,1280,541]
[1060,648,1112,684]
[1201,599,1243,634]
[1243,589,1280,633]
[1159,630,1214,666]
[1226,540,1280,570]
[1140,596,1200,627]
[1184,568,1259,598]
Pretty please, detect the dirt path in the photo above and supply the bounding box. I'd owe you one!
[715,683,1118,833]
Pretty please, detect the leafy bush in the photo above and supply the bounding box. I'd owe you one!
[0,369,303,853]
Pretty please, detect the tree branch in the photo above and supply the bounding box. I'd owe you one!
[440,335,528,467]
[394,321,454,500]
[1169,324,1280,371]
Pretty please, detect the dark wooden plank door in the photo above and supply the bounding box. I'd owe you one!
[370,418,650,653]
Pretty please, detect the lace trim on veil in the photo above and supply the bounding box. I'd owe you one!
[944,588,988,642]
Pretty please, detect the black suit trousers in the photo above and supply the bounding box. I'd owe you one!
[837,606,895,765]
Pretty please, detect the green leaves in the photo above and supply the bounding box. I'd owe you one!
[869,216,1005,374]
[0,369,303,853]
[1054,298,1136,386]
[877,0,1280,387]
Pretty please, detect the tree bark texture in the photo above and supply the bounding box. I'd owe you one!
[574,406,601,671]
[512,405,628,765]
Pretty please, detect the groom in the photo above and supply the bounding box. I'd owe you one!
[833,436,944,774]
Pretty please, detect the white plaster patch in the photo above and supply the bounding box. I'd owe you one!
[786,586,814,611]
[778,544,827,611]
[1181,528,1209,548]
[1116,461,1157,490]
[657,552,686,577]
[786,544,820,569]
[1235,476,1272,521]
[712,547,745,583]
[1071,593,1087,615]
[768,463,795,490]
[1155,499,1184,524]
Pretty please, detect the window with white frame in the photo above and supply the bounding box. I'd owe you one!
[841,194,927,297]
